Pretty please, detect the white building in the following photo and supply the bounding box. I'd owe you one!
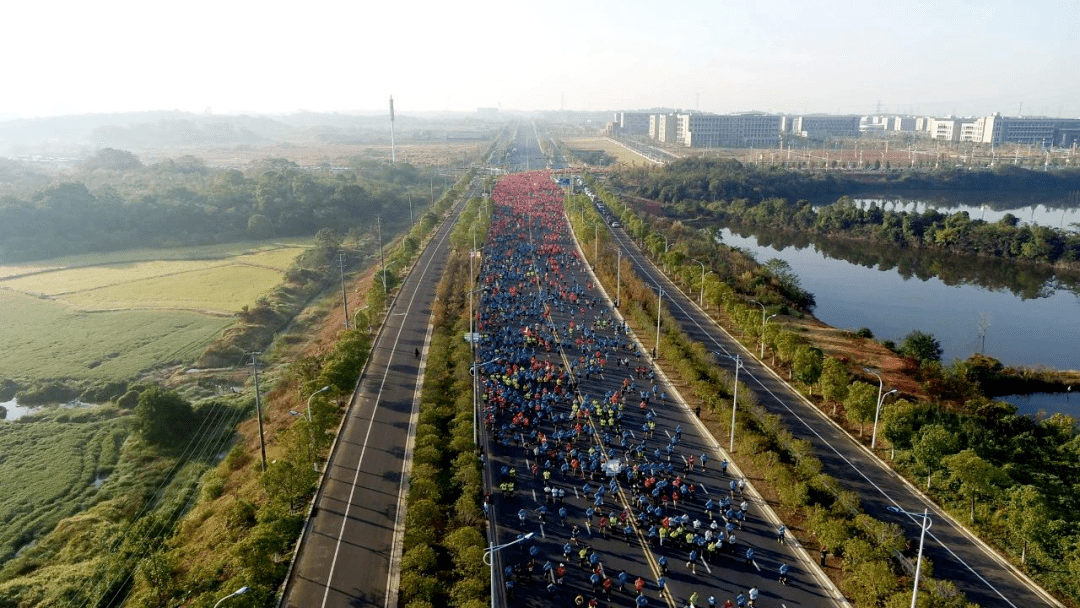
[674,112,784,148]
[615,112,651,137]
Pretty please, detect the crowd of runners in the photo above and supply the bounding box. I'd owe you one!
[473,172,797,608]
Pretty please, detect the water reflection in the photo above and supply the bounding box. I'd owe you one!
[716,227,1080,371]
[738,225,1079,300]
[839,192,1080,230]
[995,392,1079,419]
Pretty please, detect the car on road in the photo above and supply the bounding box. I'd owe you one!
[610,221,619,227]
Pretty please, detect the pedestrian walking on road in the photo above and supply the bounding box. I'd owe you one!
[779,562,789,585]
[777,524,786,544]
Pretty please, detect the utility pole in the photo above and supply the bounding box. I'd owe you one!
[377,215,387,294]
[616,248,621,307]
[338,252,349,328]
[389,96,396,163]
[408,193,414,225]
[250,352,268,472]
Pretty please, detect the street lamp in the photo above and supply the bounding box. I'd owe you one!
[485,532,535,608]
[750,300,767,358]
[887,507,931,608]
[212,586,249,608]
[691,259,706,306]
[762,313,778,359]
[304,385,332,425]
[872,388,898,449]
[727,354,744,451]
[291,385,331,472]
[864,368,896,449]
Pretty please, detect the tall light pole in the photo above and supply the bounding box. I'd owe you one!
[389,96,396,164]
[655,287,663,359]
[485,532,535,608]
[692,259,706,306]
[213,587,249,608]
[762,313,778,359]
[616,247,621,307]
[750,300,767,357]
[249,352,267,472]
[871,388,898,449]
[302,385,331,472]
[865,367,884,445]
[338,252,349,329]
[593,222,599,263]
[888,507,931,608]
[727,354,743,451]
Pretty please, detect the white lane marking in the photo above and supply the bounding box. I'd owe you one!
[324,190,463,608]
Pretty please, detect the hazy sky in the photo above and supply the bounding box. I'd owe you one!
[3,0,1076,119]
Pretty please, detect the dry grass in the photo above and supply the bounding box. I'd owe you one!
[564,137,656,166]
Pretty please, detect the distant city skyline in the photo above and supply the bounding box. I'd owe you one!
[2,0,1075,120]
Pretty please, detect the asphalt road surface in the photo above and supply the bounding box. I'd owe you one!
[599,199,1061,608]
[280,183,476,608]
[475,166,844,608]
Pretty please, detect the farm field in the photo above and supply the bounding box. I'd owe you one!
[563,136,654,165]
[0,290,232,381]
[0,241,309,381]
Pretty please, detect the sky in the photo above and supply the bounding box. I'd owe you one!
[2,0,1077,119]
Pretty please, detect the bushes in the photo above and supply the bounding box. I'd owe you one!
[398,194,490,607]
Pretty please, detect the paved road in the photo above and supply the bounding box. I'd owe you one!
[280,183,476,608]
[476,150,842,607]
[600,204,1061,608]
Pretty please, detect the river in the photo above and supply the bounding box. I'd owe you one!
[713,195,1080,417]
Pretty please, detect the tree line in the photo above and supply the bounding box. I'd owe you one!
[0,149,447,263]
[624,157,1080,205]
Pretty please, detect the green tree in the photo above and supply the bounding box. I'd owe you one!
[133,385,195,446]
[261,459,318,511]
[844,381,878,436]
[793,345,824,388]
[247,213,274,238]
[901,330,943,363]
[820,357,849,415]
[942,449,1010,522]
[912,424,959,490]
[315,227,343,260]
[1008,485,1049,564]
[775,331,805,377]
[881,398,919,456]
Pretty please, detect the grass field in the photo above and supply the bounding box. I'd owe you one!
[0,241,309,382]
[0,290,232,380]
[0,408,127,563]
[563,137,654,165]
[0,239,310,280]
